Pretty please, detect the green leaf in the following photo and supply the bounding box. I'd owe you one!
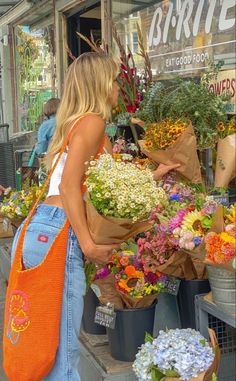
[145,332,154,343]
[200,338,207,347]
[212,373,218,381]
[151,367,166,381]
[165,369,179,377]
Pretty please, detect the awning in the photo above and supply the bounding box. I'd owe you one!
[0,0,22,17]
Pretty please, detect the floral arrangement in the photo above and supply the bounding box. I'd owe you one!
[0,182,44,226]
[150,176,218,251]
[134,63,229,150]
[217,116,236,139]
[205,204,236,266]
[137,228,177,274]
[143,119,188,150]
[133,329,216,381]
[85,154,166,222]
[85,240,168,308]
[112,136,139,161]
[170,196,218,251]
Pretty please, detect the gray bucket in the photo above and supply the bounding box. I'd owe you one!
[207,265,236,315]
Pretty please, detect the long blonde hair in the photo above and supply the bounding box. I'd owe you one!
[46,52,119,168]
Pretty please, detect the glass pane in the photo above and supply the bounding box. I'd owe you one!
[15,25,57,131]
[111,0,236,79]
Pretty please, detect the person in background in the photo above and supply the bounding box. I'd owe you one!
[35,98,60,155]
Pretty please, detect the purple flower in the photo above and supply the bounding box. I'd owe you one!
[95,267,110,280]
[193,236,202,246]
[144,272,159,284]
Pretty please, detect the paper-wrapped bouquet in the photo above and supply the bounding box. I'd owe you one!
[85,154,167,244]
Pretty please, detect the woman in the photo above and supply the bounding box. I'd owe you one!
[11,52,120,381]
[10,52,179,380]
[35,97,60,155]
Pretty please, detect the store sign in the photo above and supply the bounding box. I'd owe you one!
[148,0,235,47]
[143,0,236,74]
[208,70,236,113]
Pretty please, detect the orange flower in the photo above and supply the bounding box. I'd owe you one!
[124,265,136,277]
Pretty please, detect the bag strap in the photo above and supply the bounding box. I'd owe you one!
[20,113,103,232]
[13,113,105,269]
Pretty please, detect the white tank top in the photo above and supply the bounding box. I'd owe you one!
[47,147,108,197]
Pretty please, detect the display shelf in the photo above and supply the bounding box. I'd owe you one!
[195,294,236,381]
[79,330,137,381]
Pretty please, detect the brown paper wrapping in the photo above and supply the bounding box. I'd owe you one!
[92,274,124,309]
[118,292,157,309]
[215,134,236,188]
[130,117,145,128]
[162,329,220,381]
[139,125,202,183]
[156,251,197,280]
[86,199,153,244]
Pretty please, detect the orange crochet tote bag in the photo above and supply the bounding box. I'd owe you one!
[3,115,105,381]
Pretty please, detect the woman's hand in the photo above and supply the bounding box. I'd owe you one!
[81,241,120,265]
[152,163,181,181]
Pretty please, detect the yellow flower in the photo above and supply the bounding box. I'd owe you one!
[182,211,204,236]
[220,232,236,245]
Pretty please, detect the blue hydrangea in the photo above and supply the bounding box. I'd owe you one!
[133,329,214,381]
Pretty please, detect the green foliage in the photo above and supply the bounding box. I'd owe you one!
[134,62,229,150]
[161,77,229,150]
[135,82,166,125]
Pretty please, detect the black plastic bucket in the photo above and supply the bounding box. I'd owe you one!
[177,279,210,328]
[107,302,156,362]
[82,288,106,335]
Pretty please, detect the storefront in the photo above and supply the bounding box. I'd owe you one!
[0,0,235,133]
[47,0,236,115]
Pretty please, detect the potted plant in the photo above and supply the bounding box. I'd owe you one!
[89,244,167,362]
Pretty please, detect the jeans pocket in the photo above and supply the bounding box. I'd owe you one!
[23,223,60,269]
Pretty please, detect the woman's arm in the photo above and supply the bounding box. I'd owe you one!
[59,115,119,264]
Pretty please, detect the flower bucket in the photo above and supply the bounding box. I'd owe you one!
[82,288,106,335]
[107,302,156,362]
[207,265,236,315]
[177,279,210,328]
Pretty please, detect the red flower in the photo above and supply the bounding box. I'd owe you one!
[126,105,137,113]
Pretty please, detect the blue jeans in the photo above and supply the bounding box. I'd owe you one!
[11,204,86,381]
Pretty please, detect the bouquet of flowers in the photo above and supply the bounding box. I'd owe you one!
[133,328,219,381]
[0,183,44,228]
[138,119,202,183]
[137,227,195,280]
[215,116,236,188]
[204,204,236,271]
[112,136,139,162]
[89,243,167,309]
[85,154,166,244]
[137,179,216,279]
